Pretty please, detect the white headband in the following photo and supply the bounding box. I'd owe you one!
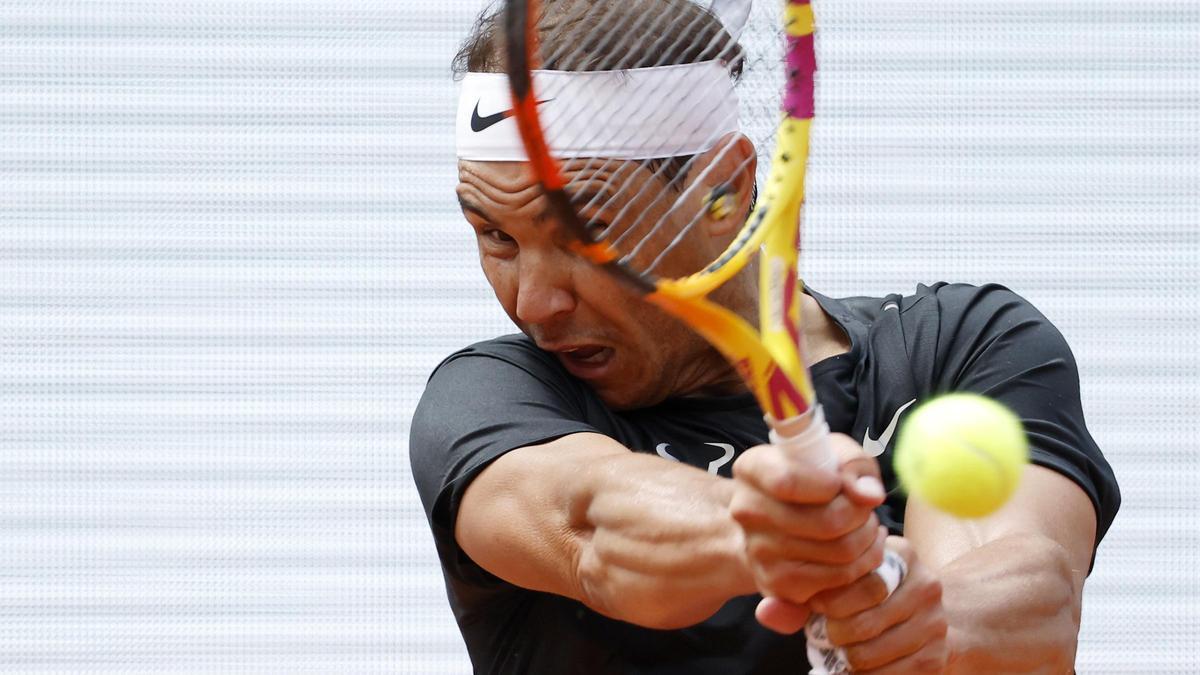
[455,60,740,161]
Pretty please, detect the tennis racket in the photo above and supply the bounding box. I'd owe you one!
[501,1,902,672]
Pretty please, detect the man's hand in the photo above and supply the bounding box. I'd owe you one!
[808,536,949,674]
[729,433,889,610]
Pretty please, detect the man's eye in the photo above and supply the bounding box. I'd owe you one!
[483,228,515,245]
[585,220,610,241]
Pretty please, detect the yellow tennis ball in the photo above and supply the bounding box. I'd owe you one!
[894,393,1029,518]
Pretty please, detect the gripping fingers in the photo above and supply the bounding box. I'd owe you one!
[804,547,908,674]
[732,490,877,541]
[824,540,929,646]
[745,514,882,566]
[841,609,948,673]
[813,537,948,674]
[756,525,888,605]
[808,528,894,618]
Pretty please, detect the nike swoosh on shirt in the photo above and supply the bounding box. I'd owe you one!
[863,399,917,457]
[469,99,554,132]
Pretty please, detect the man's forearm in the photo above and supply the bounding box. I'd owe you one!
[574,450,757,628]
[458,433,756,630]
[939,533,1083,674]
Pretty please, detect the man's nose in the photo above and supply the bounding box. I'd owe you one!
[514,249,577,325]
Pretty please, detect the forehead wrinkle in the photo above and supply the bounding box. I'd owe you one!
[458,161,544,218]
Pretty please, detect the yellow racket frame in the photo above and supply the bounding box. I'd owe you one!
[650,114,814,421]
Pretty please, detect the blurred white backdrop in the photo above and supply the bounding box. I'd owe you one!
[1,0,1196,672]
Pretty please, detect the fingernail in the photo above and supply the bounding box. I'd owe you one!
[855,476,885,500]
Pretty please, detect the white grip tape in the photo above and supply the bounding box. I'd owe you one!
[766,405,836,473]
[805,550,908,675]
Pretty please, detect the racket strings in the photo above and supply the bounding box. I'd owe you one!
[522,0,789,280]
[602,134,770,281]
[531,2,738,174]
[538,1,730,215]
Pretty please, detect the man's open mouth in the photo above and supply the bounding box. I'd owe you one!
[554,345,615,378]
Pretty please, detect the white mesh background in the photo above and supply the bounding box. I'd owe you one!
[1,0,1195,672]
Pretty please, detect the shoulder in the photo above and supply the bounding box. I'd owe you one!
[436,333,562,376]
[828,282,1064,379]
[427,333,587,399]
[821,282,1060,364]
[906,281,1048,328]
[894,282,1069,389]
[831,281,1051,332]
[416,333,597,436]
[410,334,600,533]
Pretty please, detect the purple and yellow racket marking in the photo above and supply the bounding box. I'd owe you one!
[784,1,816,120]
[752,0,818,419]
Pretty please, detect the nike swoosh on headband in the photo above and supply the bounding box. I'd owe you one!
[470,99,553,132]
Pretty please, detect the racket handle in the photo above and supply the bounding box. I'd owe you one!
[765,406,909,674]
[766,405,837,471]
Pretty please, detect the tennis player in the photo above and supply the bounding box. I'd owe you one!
[411,1,1120,672]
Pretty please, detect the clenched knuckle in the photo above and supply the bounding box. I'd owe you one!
[820,499,855,535]
[853,543,884,579]
[773,569,816,604]
[769,470,809,500]
[914,651,946,673]
[780,563,814,589]
[759,564,786,589]
[849,612,882,642]
[746,537,780,563]
[827,535,860,564]
[807,594,828,616]
[763,564,802,596]
[729,498,763,527]
[842,643,874,671]
[829,564,858,588]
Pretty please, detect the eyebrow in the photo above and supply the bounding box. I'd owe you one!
[537,188,617,224]
[457,195,489,220]
[458,187,621,224]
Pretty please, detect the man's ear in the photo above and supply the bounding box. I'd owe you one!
[690,132,757,238]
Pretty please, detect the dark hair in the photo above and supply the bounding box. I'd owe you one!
[453,0,745,190]
[453,0,744,75]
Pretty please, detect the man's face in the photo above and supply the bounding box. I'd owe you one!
[456,159,742,409]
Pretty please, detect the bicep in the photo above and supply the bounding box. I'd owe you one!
[456,432,628,600]
[904,463,1097,576]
